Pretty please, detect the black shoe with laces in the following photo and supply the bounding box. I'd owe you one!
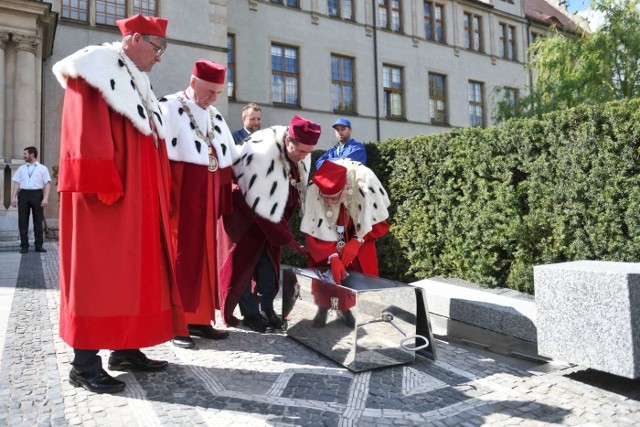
[69,368,125,394]
[243,314,269,333]
[262,310,283,329]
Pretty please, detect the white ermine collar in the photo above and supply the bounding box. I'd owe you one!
[52,42,165,140]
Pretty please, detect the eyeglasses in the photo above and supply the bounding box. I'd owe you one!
[141,35,165,58]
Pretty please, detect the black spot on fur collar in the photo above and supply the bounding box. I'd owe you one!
[171,138,177,147]
[137,105,146,119]
[110,79,115,90]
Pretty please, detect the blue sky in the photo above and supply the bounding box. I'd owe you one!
[568,0,591,12]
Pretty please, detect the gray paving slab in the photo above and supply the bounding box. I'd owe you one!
[0,242,639,426]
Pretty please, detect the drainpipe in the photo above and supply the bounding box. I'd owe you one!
[372,0,381,142]
[526,19,534,110]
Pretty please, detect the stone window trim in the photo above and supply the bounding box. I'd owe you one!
[60,0,158,26]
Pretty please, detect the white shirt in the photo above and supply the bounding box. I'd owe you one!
[12,162,51,190]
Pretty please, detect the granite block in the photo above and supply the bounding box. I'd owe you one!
[534,261,640,379]
[413,278,537,342]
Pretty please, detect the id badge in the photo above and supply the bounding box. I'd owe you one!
[26,178,34,188]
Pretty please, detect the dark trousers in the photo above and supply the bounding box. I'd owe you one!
[18,189,44,250]
[72,349,142,373]
[239,246,277,317]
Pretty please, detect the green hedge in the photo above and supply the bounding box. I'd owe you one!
[284,99,640,293]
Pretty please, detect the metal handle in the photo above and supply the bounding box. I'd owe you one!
[400,335,430,352]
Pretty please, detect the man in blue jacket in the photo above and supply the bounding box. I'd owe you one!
[315,118,367,170]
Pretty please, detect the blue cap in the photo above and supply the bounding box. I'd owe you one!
[332,118,352,129]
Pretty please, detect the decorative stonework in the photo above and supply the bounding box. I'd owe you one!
[249,0,258,11]
[311,12,319,25]
[12,34,39,54]
[0,32,10,50]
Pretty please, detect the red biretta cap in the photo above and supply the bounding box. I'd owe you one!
[116,14,168,38]
[288,115,321,146]
[312,160,347,195]
[193,59,226,84]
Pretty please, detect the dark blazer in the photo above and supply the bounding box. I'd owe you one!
[232,128,250,145]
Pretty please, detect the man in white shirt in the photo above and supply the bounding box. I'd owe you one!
[11,146,51,253]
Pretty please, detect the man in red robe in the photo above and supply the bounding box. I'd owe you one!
[217,115,320,332]
[300,159,390,327]
[53,14,188,394]
[160,60,236,349]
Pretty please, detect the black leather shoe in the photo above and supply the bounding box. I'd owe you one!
[172,335,196,349]
[243,314,269,333]
[188,324,229,340]
[35,247,47,253]
[69,368,125,394]
[108,352,169,372]
[338,310,356,328]
[19,248,28,254]
[262,310,283,329]
[312,307,328,328]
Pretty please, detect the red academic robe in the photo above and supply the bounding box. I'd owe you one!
[306,206,389,310]
[217,161,300,326]
[58,77,187,349]
[169,162,232,323]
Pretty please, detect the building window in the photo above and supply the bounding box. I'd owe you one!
[463,12,482,52]
[328,0,354,20]
[503,87,518,107]
[468,81,484,127]
[331,55,355,113]
[428,73,447,124]
[61,0,89,21]
[62,0,157,25]
[424,2,445,43]
[133,0,157,15]
[499,23,516,60]
[95,0,126,25]
[378,0,402,32]
[271,44,299,106]
[383,64,403,118]
[227,35,235,99]
[270,0,300,6]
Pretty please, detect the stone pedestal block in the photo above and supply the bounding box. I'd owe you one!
[534,261,640,378]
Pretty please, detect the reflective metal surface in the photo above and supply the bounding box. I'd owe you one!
[281,266,437,372]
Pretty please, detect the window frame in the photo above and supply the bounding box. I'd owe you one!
[468,80,484,128]
[499,22,516,60]
[378,0,403,33]
[424,1,445,43]
[60,0,157,25]
[271,43,300,107]
[328,0,354,20]
[382,64,404,119]
[463,12,483,52]
[227,34,236,100]
[428,72,447,125]
[270,0,300,7]
[331,54,356,113]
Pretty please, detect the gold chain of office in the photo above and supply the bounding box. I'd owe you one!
[176,94,218,172]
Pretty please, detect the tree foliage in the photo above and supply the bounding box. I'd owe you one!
[494,0,640,123]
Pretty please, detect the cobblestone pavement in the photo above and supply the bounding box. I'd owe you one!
[0,242,639,426]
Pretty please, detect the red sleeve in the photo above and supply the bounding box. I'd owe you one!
[363,221,390,241]
[255,215,294,247]
[305,234,339,263]
[231,183,294,247]
[58,77,123,193]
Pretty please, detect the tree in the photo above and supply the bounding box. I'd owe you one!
[494,0,640,123]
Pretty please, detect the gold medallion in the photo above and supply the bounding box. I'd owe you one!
[208,146,218,172]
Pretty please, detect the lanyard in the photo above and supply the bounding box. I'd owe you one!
[27,164,36,179]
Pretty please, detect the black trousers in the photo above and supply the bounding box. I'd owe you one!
[17,189,44,250]
[239,245,277,317]
[72,349,142,373]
